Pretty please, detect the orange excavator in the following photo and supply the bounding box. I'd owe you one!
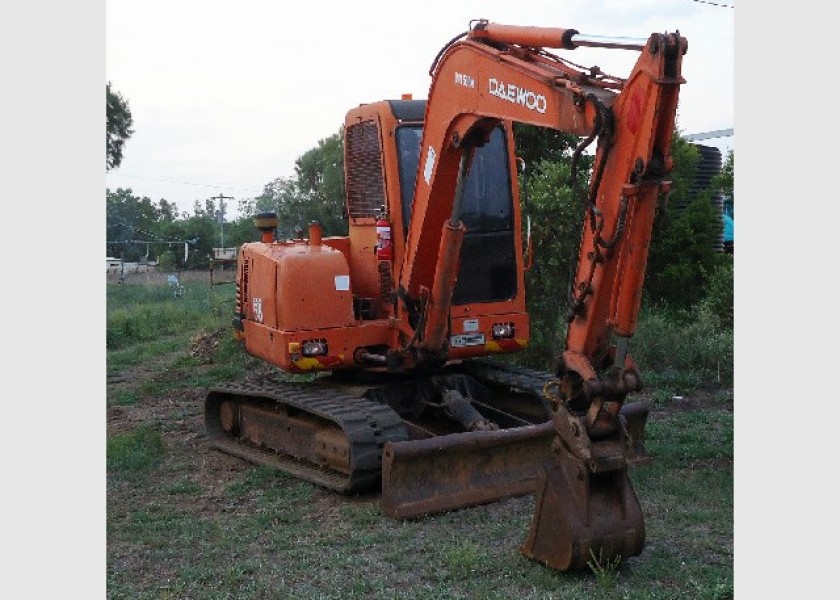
[205,19,686,571]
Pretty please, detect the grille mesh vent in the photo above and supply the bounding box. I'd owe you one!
[345,121,385,218]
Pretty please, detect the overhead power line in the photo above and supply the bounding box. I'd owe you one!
[108,171,263,194]
[690,0,734,8]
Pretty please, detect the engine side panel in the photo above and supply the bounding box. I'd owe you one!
[276,247,355,331]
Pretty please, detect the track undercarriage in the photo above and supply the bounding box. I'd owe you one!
[206,360,560,515]
[206,359,649,570]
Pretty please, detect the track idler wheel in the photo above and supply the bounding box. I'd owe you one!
[521,452,645,571]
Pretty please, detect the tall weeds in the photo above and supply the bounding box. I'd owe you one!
[106,282,232,350]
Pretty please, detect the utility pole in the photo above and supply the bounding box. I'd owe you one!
[211,194,235,248]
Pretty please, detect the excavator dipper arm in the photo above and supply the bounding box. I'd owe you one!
[395,20,687,570]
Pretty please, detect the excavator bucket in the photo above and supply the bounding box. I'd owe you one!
[381,422,555,519]
[521,449,645,571]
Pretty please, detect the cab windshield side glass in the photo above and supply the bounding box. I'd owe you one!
[395,126,513,233]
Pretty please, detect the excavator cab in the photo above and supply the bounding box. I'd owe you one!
[341,99,531,362]
[395,121,519,306]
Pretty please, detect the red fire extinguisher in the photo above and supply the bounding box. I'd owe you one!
[375,208,392,262]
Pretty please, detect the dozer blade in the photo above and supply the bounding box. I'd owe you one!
[381,421,555,519]
[521,453,645,571]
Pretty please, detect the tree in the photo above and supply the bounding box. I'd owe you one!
[236,131,348,240]
[513,123,581,168]
[179,213,217,269]
[713,149,733,196]
[106,188,163,261]
[519,159,587,366]
[643,135,727,308]
[293,131,347,236]
[107,83,134,171]
[156,198,182,222]
[507,123,599,365]
[243,177,304,239]
[106,188,196,264]
[713,149,734,213]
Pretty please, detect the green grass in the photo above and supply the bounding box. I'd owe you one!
[646,408,734,465]
[165,479,203,496]
[106,281,272,409]
[106,281,234,350]
[109,388,140,407]
[106,275,733,599]
[107,424,166,475]
[107,337,191,375]
[441,539,493,579]
[587,547,622,590]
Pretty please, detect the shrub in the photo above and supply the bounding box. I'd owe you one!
[700,256,734,329]
[518,159,582,368]
[157,250,177,271]
[645,193,725,309]
[632,304,734,389]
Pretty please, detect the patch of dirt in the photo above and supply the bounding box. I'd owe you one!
[107,338,336,522]
[108,382,267,510]
[638,388,733,415]
[189,330,225,363]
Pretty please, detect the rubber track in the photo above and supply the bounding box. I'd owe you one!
[206,380,409,494]
[456,360,556,400]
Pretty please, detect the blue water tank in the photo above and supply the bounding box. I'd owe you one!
[723,213,733,243]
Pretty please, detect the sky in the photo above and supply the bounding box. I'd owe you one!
[105,0,735,218]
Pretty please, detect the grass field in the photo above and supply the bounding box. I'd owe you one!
[106,274,733,599]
